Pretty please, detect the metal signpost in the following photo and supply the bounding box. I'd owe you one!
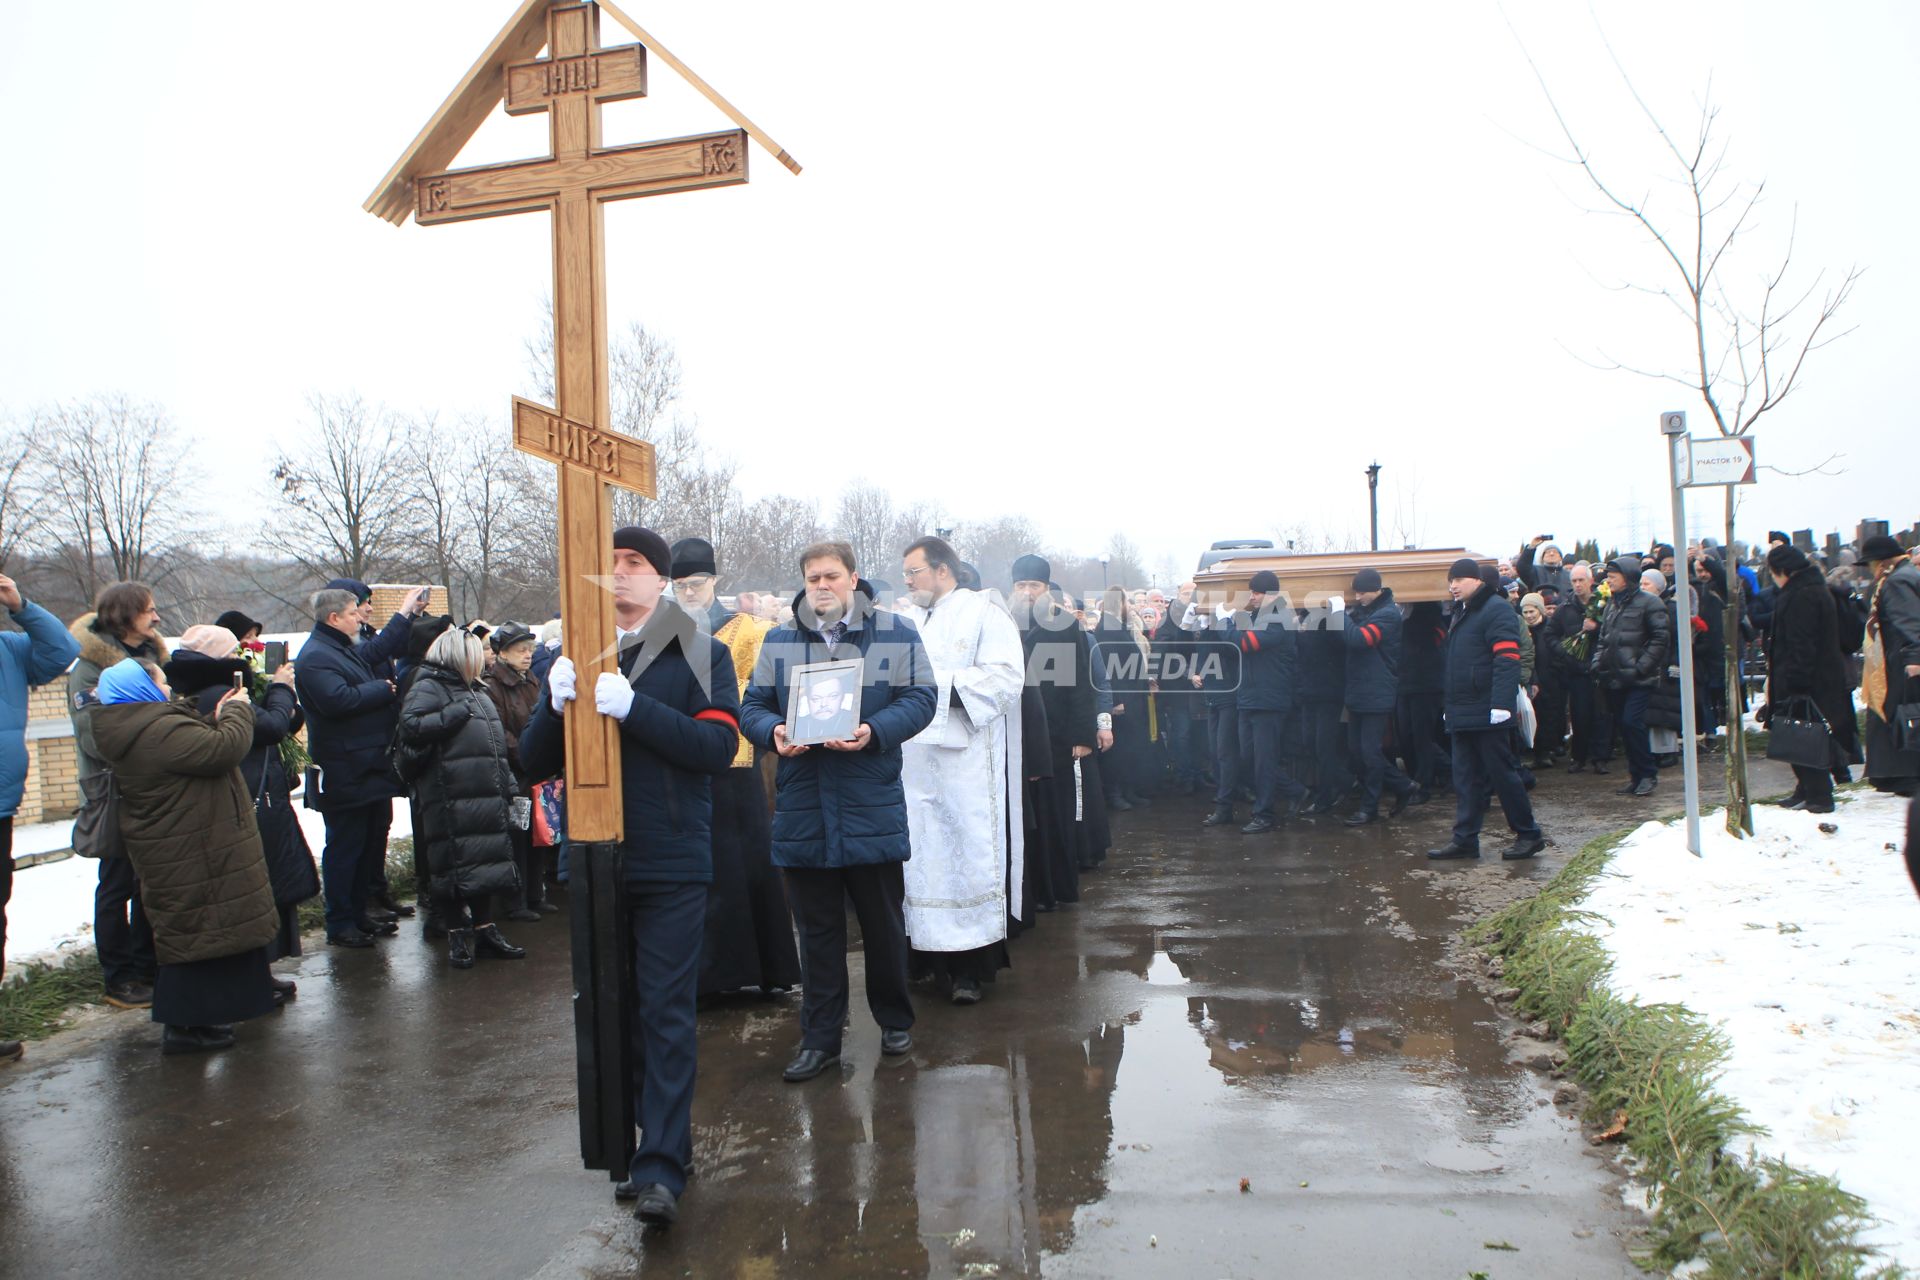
[1661,411,1758,856]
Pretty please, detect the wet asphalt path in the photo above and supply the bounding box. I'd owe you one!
[0,766,1745,1279]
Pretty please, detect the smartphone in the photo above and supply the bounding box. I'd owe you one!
[263,640,288,674]
[233,672,247,691]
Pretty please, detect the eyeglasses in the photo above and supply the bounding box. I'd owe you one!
[676,574,715,587]
[901,564,933,580]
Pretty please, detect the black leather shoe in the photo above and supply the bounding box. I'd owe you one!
[448,928,476,969]
[633,1183,679,1227]
[388,902,417,919]
[505,908,541,923]
[364,907,399,926]
[1590,760,1609,774]
[1631,778,1657,797]
[474,924,526,959]
[1201,806,1236,826]
[1240,818,1275,834]
[326,929,374,949]
[881,1028,913,1055]
[1405,787,1430,807]
[1343,811,1379,827]
[1386,790,1411,818]
[104,981,155,1009]
[354,918,399,938]
[1617,781,1640,795]
[1426,843,1480,861]
[1283,796,1306,821]
[950,979,982,1006]
[162,1025,235,1055]
[1302,798,1336,817]
[1503,833,1547,860]
[1803,800,1835,814]
[783,1048,840,1081]
[614,1179,639,1202]
[1567,760,1588,774]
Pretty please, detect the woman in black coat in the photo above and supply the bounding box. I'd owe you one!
[166,632,319,1004]
[1761,545,1861,813]
[396,628,524,969]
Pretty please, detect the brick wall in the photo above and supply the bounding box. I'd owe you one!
[370,584,450,622]
[19,681,78,825]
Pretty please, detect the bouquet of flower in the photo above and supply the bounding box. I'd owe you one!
[240,644,313,777]
[1559,581,1611,666]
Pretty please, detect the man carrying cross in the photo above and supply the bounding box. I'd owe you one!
[519,524,739,1228]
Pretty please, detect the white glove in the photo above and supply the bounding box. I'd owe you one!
[1327,594,1345,612]
[549,656,577,713]
[594,671,635,721]
[1491,708,1512,725]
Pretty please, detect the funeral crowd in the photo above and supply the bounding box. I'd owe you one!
[1,523,1918,1228]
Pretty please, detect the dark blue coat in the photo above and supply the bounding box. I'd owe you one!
[1297,620,1346,708]
[519,600,739,886]
[1230,606,1297,712]
[1398,602,1448,697]
[1341,591,1403,715]
[1,600,80,819]
[739,600,936,870]
[293,611,412,810]
[1444,585,1524,732]
[1191,613,1241,710]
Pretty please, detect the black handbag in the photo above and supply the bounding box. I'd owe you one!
[1766,697,1834,770]
[71,770,123,860]
[1894,701,1920,753]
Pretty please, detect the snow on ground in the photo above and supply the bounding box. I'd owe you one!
[1576,790,1920,1269]
[3,798,413,973]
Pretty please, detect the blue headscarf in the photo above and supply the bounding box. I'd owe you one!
[96,657,167,706]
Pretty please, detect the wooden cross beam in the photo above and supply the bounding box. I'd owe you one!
[400,1,748,841]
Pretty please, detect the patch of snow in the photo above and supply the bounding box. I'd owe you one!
[4,799,414,973]
[1574,791,1920,1270]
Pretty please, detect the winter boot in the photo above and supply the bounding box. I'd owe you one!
[448,928,476,969]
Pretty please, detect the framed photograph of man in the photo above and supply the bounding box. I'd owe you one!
[787,659,863,746]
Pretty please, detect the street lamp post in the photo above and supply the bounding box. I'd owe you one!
[1100,554,1110,589]
[1365,461,1382,552]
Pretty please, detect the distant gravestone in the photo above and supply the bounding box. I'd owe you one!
[1793,530,1817,553]
[1824,531,1843,559]
[1858,519,1890,547]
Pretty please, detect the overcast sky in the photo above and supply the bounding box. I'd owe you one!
[2,1,1913,578]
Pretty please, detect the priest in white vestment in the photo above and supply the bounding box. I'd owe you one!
[896,537,1026,1005]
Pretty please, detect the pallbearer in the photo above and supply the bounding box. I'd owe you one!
[669,537,803,999]
[519,526,740,1228]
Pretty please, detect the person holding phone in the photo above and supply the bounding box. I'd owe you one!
[88,657,280,1055]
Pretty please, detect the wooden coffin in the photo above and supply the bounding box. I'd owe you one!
[1190,548,1494,605]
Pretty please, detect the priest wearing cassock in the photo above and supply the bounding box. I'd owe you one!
[895,536,1026,1006]
[1010,557,1095,912]
[670,537,803,1000]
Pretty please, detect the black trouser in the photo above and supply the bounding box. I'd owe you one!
[1450,729,1541,851]
[1160,705,1202,785]
[321,801,391,935]
[1566,675,1613,764]
[1532,679,1567,758]
[505,817,545,912]
[1111,699,1151,796]
[626,881,707,1196]
[1791,764,1834,807]
[1,817,11,982]
[783,863,914,1053]
[1395,693,1444,790]
[94,854,156,989]
[1306,703,1350,804]
[1209,702,1242,806]
[1348,711,1412,814]
[1240,708,1306,822]
[1607,686,1656,784]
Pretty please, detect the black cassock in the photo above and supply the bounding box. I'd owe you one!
[1020,610,1098,909]
[698,750,803,997]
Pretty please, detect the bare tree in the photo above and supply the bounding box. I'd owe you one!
[0,421,41,574]
[727,495,821,595]
[833,483,898,579]
[1527,33,1862,835]
[458,436,534,623]
[393,412,467,608]
[266,394,411,584]
[31,395,199,602]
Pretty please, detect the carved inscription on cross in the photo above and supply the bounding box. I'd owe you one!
[411,1,747,841]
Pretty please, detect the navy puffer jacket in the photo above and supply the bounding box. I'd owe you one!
[1341,589,1403,714]
[739,598,937,869]
[1230,605,1297,712]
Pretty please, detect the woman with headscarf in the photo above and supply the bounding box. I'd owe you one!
[163,625,318,999]
[396,628,525,968]
[88,658,280,1054]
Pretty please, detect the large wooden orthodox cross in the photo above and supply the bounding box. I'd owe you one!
[367,0,794,1178]
[367,0,766,844]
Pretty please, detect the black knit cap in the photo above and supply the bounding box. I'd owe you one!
[669,536,717,579]
[1011,554,1051,584]
[1249,569,1280,593]
[1861,534,1904,563]
[1352,568,1383,593]
[614,525,672,578]
[1767,544,1810,575]
[1447,557,1482,581]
